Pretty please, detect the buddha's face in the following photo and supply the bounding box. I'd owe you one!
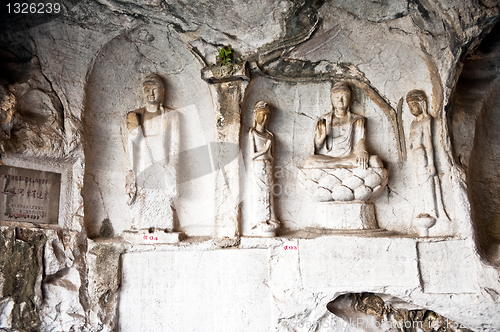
[143,82,163,109]
[331,90,351,115]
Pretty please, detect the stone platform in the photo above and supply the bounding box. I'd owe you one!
[312,201,378,230]
[122,229,185,244]
[116,235,490,332]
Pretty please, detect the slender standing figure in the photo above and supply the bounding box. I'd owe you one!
[407,89,437,236]
[249,101,280,237]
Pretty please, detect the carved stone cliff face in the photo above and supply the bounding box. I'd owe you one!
[0,1,499,331]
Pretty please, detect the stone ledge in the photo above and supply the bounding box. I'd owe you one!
[122,230,185,244]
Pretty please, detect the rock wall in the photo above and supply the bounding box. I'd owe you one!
[0,0,499,331]
[449,21,500,265]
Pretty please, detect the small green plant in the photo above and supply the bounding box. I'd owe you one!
[216,45,233,66]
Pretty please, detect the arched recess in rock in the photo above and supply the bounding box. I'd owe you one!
[82,24,215,238]
[449,21,500,265]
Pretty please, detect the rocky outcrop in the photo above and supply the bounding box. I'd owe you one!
[0,0,499,331]
[328,293,473,332]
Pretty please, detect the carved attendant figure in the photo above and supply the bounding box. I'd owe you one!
[125,74,179,231]
[407,89,437,236]
[249,101,280,236]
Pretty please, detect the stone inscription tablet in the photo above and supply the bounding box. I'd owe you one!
[0,165,61,224]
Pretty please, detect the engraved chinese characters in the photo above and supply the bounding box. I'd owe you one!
[298,82,388,230]
[249,101,280,237]
[407,90,437,236]
[0,165,61,224]
[125,74,180,232]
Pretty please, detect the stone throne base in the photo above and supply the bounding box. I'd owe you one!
[312,201,378,230]
[298,166,388,202]
[298,159,388,231]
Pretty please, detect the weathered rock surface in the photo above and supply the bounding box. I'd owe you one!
[0,0,499,331]
[449,22,500,265]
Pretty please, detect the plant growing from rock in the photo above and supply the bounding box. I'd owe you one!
[216,45,233,67]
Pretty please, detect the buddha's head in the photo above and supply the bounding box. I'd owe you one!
[142,74,164,110]
[331,82,351,116]
[406,89,428,117]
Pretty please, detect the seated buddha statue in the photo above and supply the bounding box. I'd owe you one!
[305,82,383,169]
